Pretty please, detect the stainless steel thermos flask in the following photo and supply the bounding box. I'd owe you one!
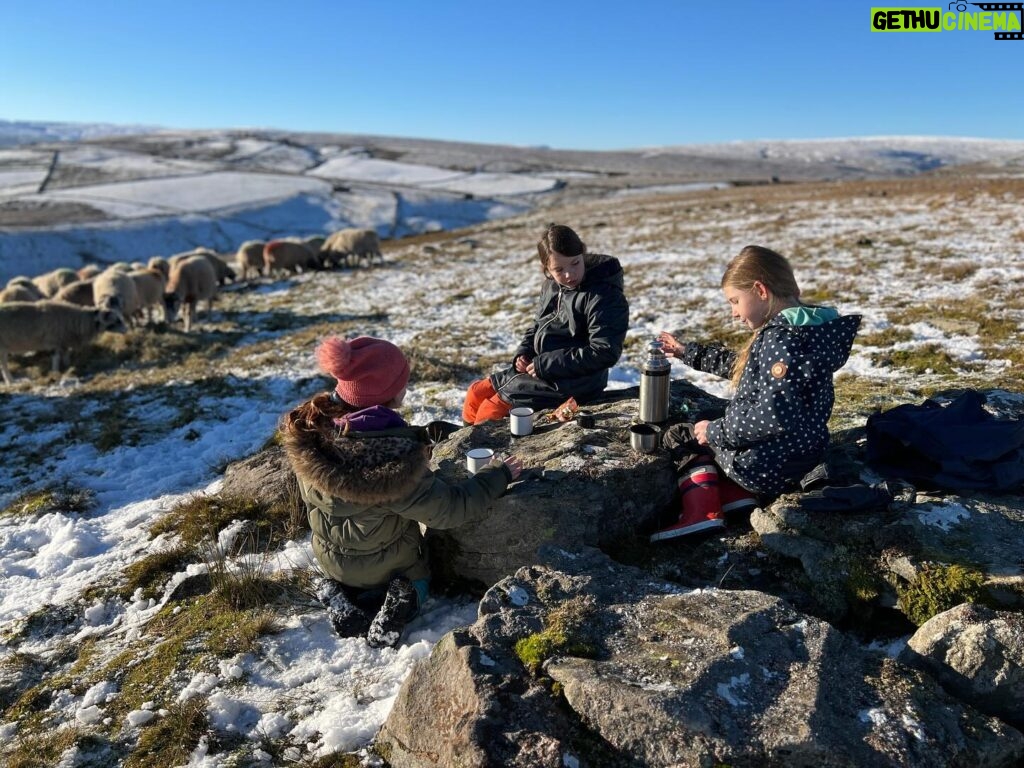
[639,340,671,423]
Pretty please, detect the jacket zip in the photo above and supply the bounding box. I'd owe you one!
[534,286,569,350]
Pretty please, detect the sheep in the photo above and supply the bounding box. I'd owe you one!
[164,254,218,333]
[281,235,328,269]
[321,228,382,268]
[196,251,236,286]
[169,248,236,285]
[147,256,170,280]
[0,282,44,304]
[0,300,127,384]
[77,264,101,280]
[31,268,80,297]
[296,235,326,266]
[93,268,141,324]
[128,268,167,324]
[235,240,266,281]
[54,278,96,307]
[263,240,318,276]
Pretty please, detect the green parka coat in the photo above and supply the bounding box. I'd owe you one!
[285,428,510,589]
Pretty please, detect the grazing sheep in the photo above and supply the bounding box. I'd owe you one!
[128,268,167,324]
[195,251,236,286]
[303,235,326,254]
[165,255,218,333]
[54,279,96,307]
[235,240,266,281]
[0,282,44,304]
[77,264,101,280]
[147,256,170,280]
[321,228,382,268]
[93,268,141,323]
[263,240,317,276]
[0,301,127,384]
[282,236,328,269]
[169,248,235,285]
[31,268,80,298]
[110,262,134,274]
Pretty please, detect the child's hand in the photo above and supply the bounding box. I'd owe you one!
[694,420,710,445]
[657,331,683,357]
[501,454,523,480]
[514,355,532,374]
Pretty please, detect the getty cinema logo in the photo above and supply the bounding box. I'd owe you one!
[871,2,1023,38]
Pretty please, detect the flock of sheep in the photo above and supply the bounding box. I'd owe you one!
[0,227,383,384]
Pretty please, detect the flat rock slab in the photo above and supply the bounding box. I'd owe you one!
[378,546,1024,768]
[428,380,725,588]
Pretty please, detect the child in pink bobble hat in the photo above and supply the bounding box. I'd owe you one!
[281,335,522,649]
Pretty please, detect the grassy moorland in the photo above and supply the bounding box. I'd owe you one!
[1,171,1022,766]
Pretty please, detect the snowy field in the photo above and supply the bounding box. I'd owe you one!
[1,135,1023,766]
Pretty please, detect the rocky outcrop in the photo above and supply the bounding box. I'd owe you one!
[218,442,298,508]
[426,380,727,588]
[377,547,1024,767]
[752,480,1024,620]
[900,603,1024,731]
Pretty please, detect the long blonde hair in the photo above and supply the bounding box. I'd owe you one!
[724,245,801,388]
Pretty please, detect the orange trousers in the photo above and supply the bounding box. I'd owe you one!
[462,378,513,424]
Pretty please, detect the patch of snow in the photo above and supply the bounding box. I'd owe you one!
[859,707,889,725]
[916,502,970,532]
[505,585,530,606]
[127,709,156,727]
[902,711,926,741]
[716,673,751,706]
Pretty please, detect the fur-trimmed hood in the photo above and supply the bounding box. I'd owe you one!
[283,428,429,506]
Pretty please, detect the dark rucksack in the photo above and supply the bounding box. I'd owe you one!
[865,391,1024,493]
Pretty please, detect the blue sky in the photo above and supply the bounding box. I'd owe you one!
[1,1,1020,149]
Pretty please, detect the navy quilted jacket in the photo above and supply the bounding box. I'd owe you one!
[681,310,861,496]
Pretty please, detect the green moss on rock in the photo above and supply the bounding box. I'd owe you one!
[897,563,985,626]
[513,596,598,674]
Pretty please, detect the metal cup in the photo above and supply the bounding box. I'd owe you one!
[466,447,495,474]
[510,407,534,436]
[629,424,661,454]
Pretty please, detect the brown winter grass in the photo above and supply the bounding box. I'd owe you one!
[150,492,303,549]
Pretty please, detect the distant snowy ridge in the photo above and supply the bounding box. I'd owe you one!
[645,136,1024,172]
[0,119,164,147]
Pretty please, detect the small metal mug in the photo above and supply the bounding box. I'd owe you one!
[629,424,661,453]
[466,447,495,474]
[509,407,534,436]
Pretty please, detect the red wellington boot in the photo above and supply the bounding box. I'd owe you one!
[719,476,758,514]
[649,462,726,542]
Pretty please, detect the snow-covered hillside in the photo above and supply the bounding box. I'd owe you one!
[2,124,1023,283]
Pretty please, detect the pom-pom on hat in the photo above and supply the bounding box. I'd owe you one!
[315,336,410,408]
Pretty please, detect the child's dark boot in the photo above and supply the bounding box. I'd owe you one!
[314,576,371,638]
[366,577,419,649]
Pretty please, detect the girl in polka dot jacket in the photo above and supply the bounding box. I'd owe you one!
[650,245,861,541]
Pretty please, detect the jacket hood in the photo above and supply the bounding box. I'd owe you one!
[766,312,861,373]
[283,427,428,505]
[581,254,624,292]
[779,305,839,326]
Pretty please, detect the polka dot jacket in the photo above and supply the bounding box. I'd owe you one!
[680,312,862,496]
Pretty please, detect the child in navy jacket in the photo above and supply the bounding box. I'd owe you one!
[651,245,860,541]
